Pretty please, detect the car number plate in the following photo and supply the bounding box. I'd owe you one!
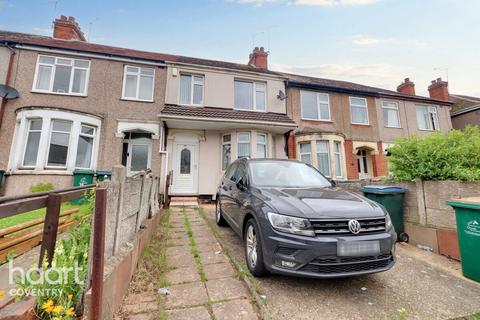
[337,241,380,257]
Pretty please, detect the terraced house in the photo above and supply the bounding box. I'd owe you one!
[0,15,454,198]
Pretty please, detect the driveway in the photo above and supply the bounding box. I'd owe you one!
[201,204,480,320]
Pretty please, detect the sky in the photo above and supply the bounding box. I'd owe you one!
[1,0,479,97]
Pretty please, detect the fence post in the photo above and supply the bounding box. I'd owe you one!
[135,172,146,232]
[112,166,126,256]
[38,193,62,267]
[90,187,107,320]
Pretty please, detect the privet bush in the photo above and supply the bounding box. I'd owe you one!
[388,126,480,181]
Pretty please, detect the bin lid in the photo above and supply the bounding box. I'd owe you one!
[446,197,480,210]
[96,170,112,175]
[361,185,406,194]
[73,169,96,174]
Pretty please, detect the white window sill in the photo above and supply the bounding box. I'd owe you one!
[8,170,74,176]
[384,126,402,129]
[301,118,332,122]
[351,122,371,126]
[31,90,87,97]
[233,108,267,113]
[179,103,204,107]
[121,97,154,103]
[417,128,438,132]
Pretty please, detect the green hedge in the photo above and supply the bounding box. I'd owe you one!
[388,126,480,181]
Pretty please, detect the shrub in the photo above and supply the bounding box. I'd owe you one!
[388,126,480,181]
[29,183,55,193]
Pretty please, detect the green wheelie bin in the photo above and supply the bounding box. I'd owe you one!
[446,198,480,282]
[96,170,112,182]
[361,185,408,242]
[72,169,95,204]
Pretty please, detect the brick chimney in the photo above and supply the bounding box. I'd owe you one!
[53,15,86,41]
[428,77,449,101]
[248,47,268,69]
[397,77,415,95]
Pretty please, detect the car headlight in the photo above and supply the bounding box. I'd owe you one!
[385,213,393,231]
[267,212,315,237]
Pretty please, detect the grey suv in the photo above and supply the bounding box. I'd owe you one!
[216,158,396,278]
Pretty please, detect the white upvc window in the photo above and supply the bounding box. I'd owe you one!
[350,97,369,125]
[237,132,251,158]
[382,101,401,128]
[334,141,343,178]
[32,55,90,95]
[9,109,101,173]
[122,65,155,101]
[416,105,440,131]
[221,134,232,171]
[299,142,311,165]
[301,91,331,121]
[234,80,266,111]
[180,73,204,106]
[256,133,267,158]
[316,140,330,177]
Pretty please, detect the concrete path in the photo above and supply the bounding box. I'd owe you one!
[201,204,480,320]
[119,207,259,319]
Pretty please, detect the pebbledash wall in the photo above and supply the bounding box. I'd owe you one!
[339,179,480,260]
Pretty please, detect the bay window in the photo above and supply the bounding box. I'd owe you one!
[316,141,330,176]
[237,132,251,158]
[222,134,231,171]
[122,66,155,101]
[9,109,101,173]
[350,97,369,125]
[297,138,345,179]
[299,143,311,165]
[234,80,266,111]
[416,105,440,131]
[382,101,401,128]
[180,74,204,105]
[256,133,267,158]
[334,141,343,178]
[301,91,330,120]
[33,55,90,95]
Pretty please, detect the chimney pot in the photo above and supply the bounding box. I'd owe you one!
[428,78,449,101]
[436,77,442,82]
[248,46,268,69]
[397,77,415,95]
[404,77,410,82]
[53,15,86,41]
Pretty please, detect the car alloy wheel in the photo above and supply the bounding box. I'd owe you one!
[246,224,258,268]
[215,198,228,226]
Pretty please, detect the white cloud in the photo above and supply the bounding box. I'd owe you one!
[32,27,52,36]
[351,35,383,46]
[225,0,380,6]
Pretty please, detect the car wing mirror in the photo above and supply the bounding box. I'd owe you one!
[328,178,337,187]
[236,177,247,191]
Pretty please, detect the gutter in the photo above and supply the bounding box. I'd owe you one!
[0,43,16,136]
[450,104,480,117]
[157,113,297,128]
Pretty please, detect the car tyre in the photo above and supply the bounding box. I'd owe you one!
[244,218,268,277]
[215,197,228,227]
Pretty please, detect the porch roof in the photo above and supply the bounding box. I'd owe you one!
[158,104,296,134]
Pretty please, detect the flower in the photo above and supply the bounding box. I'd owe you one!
[67,294,73,300]
[42,299,54,310]
[52,317,60,320]
[66,308,75,316]
[44,306,54,313]
[52,305,64,314]
[0,290,4,299]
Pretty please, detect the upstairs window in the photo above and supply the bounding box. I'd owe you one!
[416,105,440,131]
[180,74,204,105]
[382,101,401,128]
[122,66,155,101]
[33,55,90,95]
[301,91,330,121]
[350,97,369,125]
[234,80,266,111]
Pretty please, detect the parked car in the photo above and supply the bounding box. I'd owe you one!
[216,158,396,278]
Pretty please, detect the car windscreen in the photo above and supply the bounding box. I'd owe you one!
[249,161,332,188]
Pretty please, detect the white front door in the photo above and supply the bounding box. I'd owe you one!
[172,142,198,194]
[127,139,152,176]
[357,149,369,179]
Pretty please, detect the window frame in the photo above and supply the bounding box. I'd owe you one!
[255,133,267,159]
[32,55,91,96]
[237,131,251,158]
[75,124,97,169]
[315,140,331,177]
[45,119,73,169]
[300,90,331,121]
[349,96,369,125]
[382,100,401,128]
[299,142,312,165]
[333,141,343,178]
[416,104,440,131]
[221,133,232,171]
[234,79,267,112]
[179,73,205,106]
[121,65,155,102]
[22,118,43,168]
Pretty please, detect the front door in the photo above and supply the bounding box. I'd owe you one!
[357,149,369,179]
[172,142,198,194]
[126,139,152,176]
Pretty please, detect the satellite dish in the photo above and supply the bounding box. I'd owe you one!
[277,90,287,101]
[0,84,19,100]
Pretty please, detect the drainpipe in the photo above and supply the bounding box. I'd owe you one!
[0,43,16,135]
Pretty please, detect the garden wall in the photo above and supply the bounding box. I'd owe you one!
[338,179,480,260]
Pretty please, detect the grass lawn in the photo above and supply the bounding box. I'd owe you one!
[0,201,91,230]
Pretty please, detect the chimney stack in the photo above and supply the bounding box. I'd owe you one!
[248,47,268,69]
[397,77,416,95]
[53,15,86,41]
[428,77,449,101]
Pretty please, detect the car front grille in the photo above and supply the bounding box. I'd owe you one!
[309,217,386,235]
[300,253,394,275]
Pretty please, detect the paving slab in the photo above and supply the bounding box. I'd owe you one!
[165,281,209,308]
[166,266,201,284]
[204,262,236,280]
[168,252,196,269]
[166,246,191,257]
[206,278,249,301]
[194,235,218,245]
[212,299,259,320]
[123,293,157,304]
[166,306,211,320]
[196,242,222,253]
[200,251,228,265]
[122,301,158,314]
